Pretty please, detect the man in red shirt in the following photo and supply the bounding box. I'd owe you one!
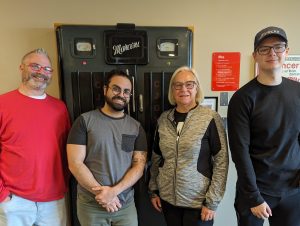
[0,48,70,226]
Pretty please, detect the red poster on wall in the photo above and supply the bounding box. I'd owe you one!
[212,52,240,91]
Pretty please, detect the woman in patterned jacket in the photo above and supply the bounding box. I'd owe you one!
[148,66,229,226]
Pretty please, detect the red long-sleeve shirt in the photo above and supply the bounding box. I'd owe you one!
[0,90,70,202]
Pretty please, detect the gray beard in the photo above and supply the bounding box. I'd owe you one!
[22,73,51,91]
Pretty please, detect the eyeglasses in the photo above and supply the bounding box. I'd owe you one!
[172,81,197,90]
[256,44,287,55]
[108,85,132,98]
[24,63,53,74]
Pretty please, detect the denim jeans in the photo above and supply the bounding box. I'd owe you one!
[0,194,66,226]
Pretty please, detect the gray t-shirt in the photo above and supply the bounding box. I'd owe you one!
[67,109,147,206]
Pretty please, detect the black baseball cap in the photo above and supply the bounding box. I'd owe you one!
[254,26,288,50]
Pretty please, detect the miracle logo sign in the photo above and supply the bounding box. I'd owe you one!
[104,30,148,65]
[111,38,141,57]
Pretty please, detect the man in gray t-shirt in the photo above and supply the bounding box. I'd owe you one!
[67,69,147,226]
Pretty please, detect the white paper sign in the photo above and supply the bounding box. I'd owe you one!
[255,55,300,82]
[282,55,300,82]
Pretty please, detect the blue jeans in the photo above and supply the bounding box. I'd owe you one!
[0,194,66,226]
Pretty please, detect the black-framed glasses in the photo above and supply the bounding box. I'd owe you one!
[108,85,132,98]
[172,81,197,90]
[256,44,287,55]
[24,63,53,74]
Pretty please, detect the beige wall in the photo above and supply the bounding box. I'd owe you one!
[1,0,299,104]
[1,0,299,225]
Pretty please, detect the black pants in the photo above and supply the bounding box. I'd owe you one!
[235,190,300,226]
[160,199,213,226]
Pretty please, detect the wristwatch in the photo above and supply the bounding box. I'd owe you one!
[148,190,159,198]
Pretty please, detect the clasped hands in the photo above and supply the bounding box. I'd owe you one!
[92,186,122,213]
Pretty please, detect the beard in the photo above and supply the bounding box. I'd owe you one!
[22,72,51,91]
[105,95,128,111]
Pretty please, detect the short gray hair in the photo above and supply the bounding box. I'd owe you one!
[168,66,204,106]
[21,48,52,65]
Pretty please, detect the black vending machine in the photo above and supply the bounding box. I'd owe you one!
[56,23,193,226]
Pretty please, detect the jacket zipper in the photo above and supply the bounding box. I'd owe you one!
[174,121,184,205]
[175,131,180,205]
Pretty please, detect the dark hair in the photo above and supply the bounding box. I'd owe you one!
[104,69,132,86]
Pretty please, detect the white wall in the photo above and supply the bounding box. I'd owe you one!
[1,1,300,225]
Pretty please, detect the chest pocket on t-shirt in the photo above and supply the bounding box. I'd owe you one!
[122,134,136,152]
